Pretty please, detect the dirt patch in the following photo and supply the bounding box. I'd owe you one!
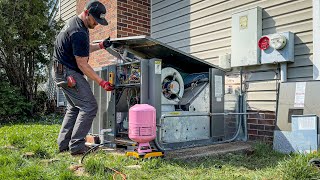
[69,164,90,177]
[22,152,35,158]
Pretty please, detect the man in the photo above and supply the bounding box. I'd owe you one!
[53,0,114,155]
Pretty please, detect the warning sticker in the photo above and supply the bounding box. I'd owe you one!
[298,117,316,130]
[294,82,306,108]
[215,75,223,98]
[169,112,181,115]
[155,61,161,74]
[239,15,248,29]
[140,127,152,136]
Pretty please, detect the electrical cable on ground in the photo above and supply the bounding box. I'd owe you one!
[106,167,127,180]
[80,143,127,180]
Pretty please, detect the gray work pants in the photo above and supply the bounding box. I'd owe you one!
[54,66,98,153]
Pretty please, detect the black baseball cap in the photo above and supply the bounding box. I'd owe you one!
[86,0,108,26]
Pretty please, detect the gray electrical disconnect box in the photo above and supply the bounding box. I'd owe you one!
[231,7,262,67]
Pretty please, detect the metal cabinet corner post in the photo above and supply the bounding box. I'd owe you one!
[89,66,116,144]
[103,65,116,143]
[210,68,225,141]
[140,59,149,104]
[148,59,162,122]
[148,59,162,150]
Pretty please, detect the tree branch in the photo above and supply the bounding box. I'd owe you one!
[12,0,17,22]
[0,47,6,59]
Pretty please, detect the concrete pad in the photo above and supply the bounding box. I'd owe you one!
[164,141,253,160]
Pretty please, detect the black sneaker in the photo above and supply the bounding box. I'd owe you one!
[58,148,69,153]
[70,146,91,156]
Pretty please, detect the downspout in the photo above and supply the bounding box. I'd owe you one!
[150,0,153,36]
[313,0,320,80]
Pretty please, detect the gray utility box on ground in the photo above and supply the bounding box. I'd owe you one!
[88,36,242,150]
[274,81,320,153]
[274,115,318,154]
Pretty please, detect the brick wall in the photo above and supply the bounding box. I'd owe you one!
[247,110,276,142]
[76,0,150,68]
[117,0,150,37]
[76,0,118,67]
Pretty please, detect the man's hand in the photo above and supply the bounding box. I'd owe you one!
[99,80,114,91]
[99,37,112,49]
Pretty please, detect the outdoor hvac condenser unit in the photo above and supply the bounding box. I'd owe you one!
[88,36,244,151]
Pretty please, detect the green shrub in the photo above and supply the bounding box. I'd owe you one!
[0,82,32,121]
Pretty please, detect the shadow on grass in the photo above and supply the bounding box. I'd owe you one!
[0,115,62,158]
[164,142,288,171]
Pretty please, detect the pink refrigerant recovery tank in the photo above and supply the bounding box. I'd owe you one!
[129,104,156,153]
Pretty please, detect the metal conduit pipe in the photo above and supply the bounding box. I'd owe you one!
[154,129,166,151]
[239,69,248,141]
[161,112,257,118]
[241,94,248,141]
[155,114,242,151]
[154,110,258,151]
[280,63,287,82]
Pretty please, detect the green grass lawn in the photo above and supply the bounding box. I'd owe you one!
[0,115,319,180]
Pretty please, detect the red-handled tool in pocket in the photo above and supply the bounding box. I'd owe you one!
[57,75,77,91]
[67,75,76,88]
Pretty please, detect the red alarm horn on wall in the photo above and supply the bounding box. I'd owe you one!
[258,36,270,50]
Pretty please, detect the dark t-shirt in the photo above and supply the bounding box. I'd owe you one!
[53,16,89,74]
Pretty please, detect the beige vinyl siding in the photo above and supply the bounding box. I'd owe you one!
[55,0,77,22]
[151,0,313,111]
[61,0,76,21]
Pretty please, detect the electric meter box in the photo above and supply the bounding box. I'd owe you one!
[261,32,294,64]
[231,7,262,67]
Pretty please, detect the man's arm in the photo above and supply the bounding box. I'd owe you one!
[89,38,112,53]
[75,56,103,84]
[89,43,100,53]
